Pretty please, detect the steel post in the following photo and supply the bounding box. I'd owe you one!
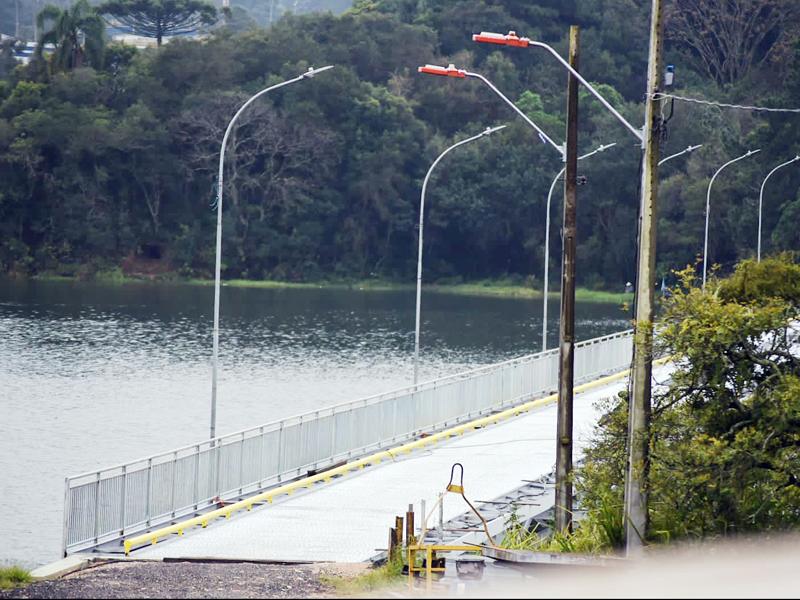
[758,156,799,261]
[703,149,761,286]
[210,66,334,440]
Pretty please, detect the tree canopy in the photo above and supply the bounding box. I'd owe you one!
[0,0,799,287]
[577,255,800,544]
[36,0,105,71]
[98,0,218,46]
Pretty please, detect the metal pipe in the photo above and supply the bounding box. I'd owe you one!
[62,477,70,557]
[703,149,761,286]
[170,452,177,518]
[542,143,616,352]
[93,472,101,545]
[211,65,334,440]
[414,125,506,385]
[193,445,200,510]
[758,155,799,261]
[120,465,127,537]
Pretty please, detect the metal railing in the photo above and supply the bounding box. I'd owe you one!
[63,328,633,555]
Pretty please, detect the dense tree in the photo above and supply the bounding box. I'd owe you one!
[173,91,339,277]
[98,0,218,46]
[577,255,800,544]
[36,0,105,71]
[0,0,798,286]
[665,0,800,86]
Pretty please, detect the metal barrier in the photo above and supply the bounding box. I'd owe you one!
[62,329,633,555]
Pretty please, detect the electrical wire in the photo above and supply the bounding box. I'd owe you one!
[651,93,800,114]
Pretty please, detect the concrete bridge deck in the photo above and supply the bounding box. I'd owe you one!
[131,366,669,563]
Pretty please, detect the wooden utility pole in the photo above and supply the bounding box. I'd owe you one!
[554,25,580,534]
[623,0,664,555]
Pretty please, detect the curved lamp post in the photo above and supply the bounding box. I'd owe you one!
[658,144,702,166]
[413,125,507,385]
[702,149,760,287]
[541,142,617,352]
[758,155,800,261]
[473,32,644,142]
[210,65,334,440]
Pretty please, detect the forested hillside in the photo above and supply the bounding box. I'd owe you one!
[1,0,798,288]
[0,0,351,38]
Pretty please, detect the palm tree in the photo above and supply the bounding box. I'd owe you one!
[36,0,105,72]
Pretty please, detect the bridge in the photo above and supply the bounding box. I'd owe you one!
[62,329,647,562]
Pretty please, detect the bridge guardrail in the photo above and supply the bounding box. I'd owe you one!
[62,328,633,555]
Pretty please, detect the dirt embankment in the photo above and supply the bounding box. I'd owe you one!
[0,560,366,599]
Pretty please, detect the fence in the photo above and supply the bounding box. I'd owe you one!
[63,328,633,555]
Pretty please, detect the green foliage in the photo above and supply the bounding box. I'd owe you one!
[500,499,623,554]
[577,255,800,543]
[320,555,404,594]
[717,253,800,305]
[0,1,798,286]
[0,81,46,117]
[0,565,32,590]
[36,0,105,72]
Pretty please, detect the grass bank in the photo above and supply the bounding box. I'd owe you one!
[187,277,633,303]
[28,272,633,303]
[320,558,404,595]
[0,566,32,590]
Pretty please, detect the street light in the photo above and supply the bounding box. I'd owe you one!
[472,32,644,143]
[702,149,761,287]
[541,142,617,353]
[658,144,703,166]
[210,65,334,440]
[758,155,800,262]
[470,31,648,356]
[413,125,507,385]
[469,30,651,351]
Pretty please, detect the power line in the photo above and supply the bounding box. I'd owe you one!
[651,93,800,114]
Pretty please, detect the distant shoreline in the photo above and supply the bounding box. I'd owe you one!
[18,272,635,304]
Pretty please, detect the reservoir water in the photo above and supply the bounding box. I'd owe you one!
[0,278,630,566]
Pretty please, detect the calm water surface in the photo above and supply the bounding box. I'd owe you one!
[0,278,630,566]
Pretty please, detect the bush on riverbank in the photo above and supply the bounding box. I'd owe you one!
[576,254,800,548]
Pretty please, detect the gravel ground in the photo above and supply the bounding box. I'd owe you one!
[0,560,368,599]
